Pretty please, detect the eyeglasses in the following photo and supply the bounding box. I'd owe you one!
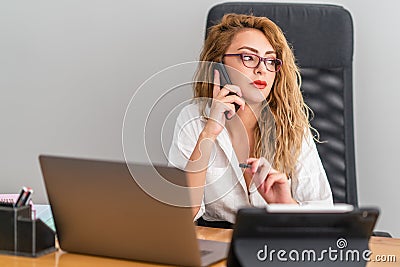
[223,53,283,72]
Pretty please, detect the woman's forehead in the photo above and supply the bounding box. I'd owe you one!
[228,28,275,54]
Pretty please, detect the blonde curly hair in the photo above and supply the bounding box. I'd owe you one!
[194,13,316,177]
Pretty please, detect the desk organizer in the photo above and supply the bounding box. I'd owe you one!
[0,205,56,257]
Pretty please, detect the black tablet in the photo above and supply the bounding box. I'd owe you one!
[227,206,379,267]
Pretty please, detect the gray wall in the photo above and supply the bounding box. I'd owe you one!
[1,0,399,237]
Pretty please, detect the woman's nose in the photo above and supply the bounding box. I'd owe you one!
[254,61,268,75]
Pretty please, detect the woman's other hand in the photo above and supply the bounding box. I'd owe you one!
[246,157,297,204]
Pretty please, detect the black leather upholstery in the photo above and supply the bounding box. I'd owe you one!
[206,3,358,206]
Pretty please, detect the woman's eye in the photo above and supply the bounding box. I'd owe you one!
[266,59,276,65]
[243,55,255,61]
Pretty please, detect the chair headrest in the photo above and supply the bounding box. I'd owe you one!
[206,3,353,68]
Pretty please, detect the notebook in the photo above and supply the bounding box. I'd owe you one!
[39,155,229,266]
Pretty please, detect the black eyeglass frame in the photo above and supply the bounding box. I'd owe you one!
[223,53,283,72]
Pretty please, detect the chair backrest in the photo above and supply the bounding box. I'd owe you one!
[206,3,357,206]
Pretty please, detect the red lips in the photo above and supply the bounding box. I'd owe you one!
[252,80,267,89]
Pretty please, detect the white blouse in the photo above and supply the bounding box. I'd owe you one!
[168,102,333,223]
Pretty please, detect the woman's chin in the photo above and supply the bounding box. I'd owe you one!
[243,96,267,106]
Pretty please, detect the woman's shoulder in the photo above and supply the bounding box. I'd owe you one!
[172,101,207,142]
[176,101,206,121]
[297,128,318,158]
[301,127,316,146]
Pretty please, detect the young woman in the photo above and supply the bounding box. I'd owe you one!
[168,14,332,225]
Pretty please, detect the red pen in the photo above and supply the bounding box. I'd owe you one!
[14,186,33,207]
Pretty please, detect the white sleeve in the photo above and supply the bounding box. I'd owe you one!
[291,130,334,205]
[168,105,201,169]
[167,105,206,220]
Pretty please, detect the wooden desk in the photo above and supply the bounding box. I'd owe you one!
[0,226,398,267]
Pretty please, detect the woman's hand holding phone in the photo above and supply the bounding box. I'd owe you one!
[214,63,241,119]
[203,68,245,137]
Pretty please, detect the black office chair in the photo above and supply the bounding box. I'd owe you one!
[206,2,357,206]
[201,2,391,237]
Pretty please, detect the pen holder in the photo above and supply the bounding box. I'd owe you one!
[0,205,56,257]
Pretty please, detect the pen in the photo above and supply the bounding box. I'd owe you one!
[14,186,33,207]
[22,187,33,206]
[239,163,251,169]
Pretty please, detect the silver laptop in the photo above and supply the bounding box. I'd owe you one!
[39,155,229,266]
